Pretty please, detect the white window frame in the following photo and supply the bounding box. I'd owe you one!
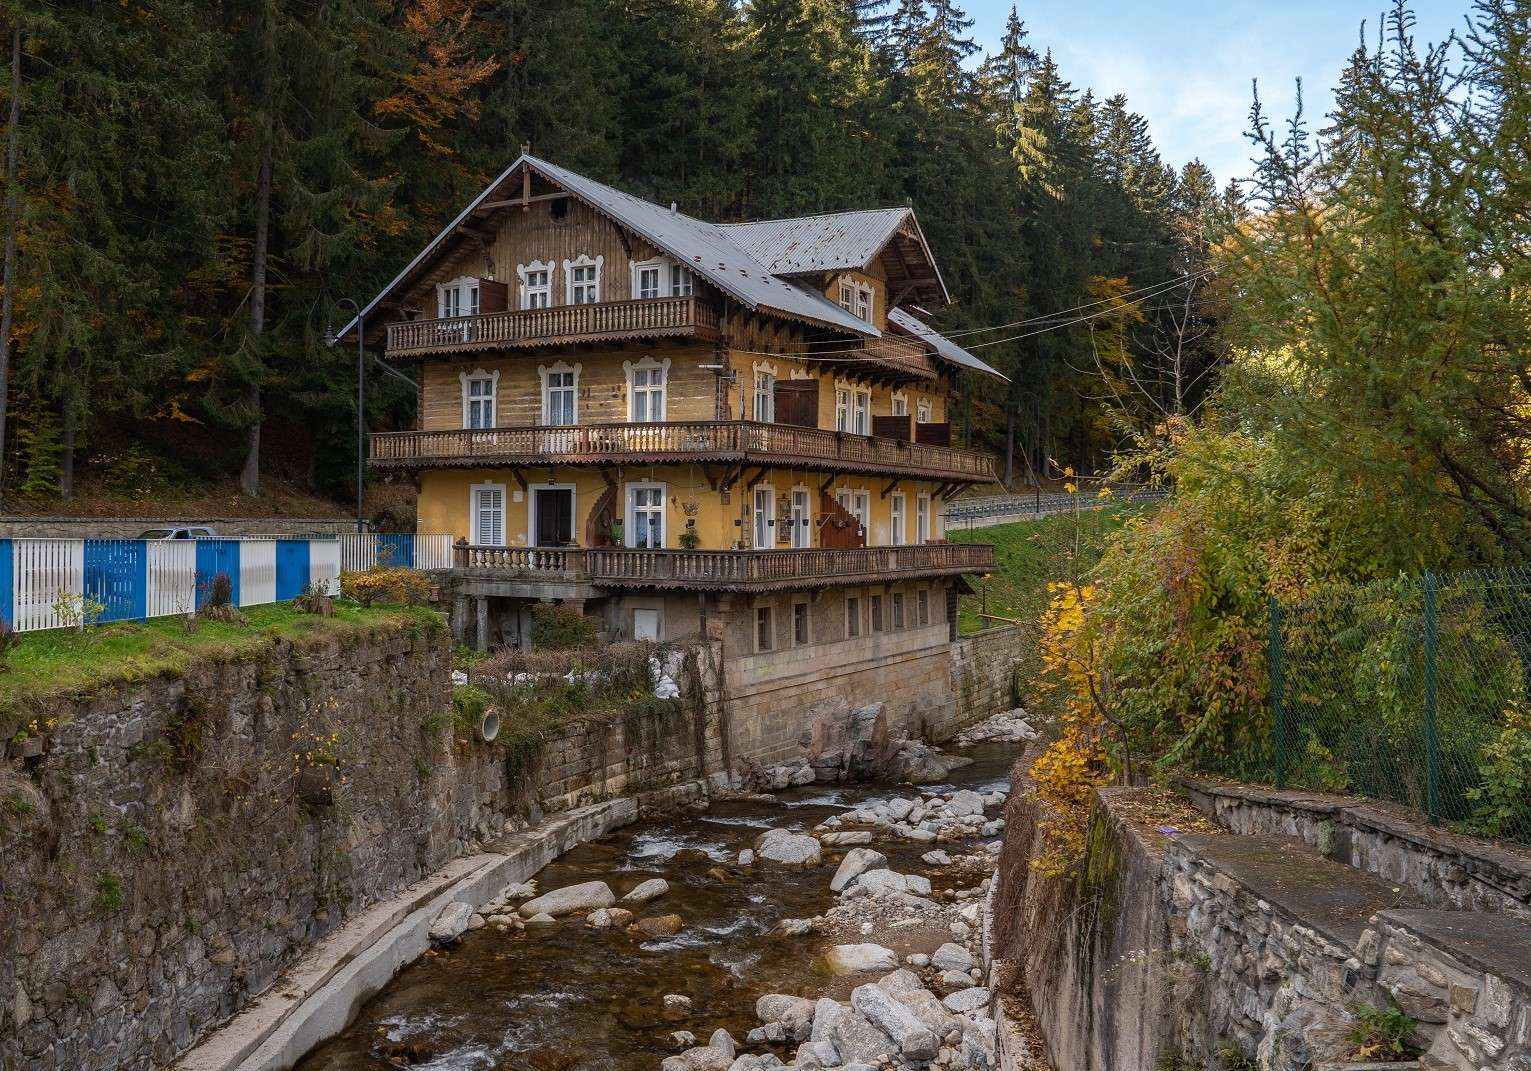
[438,275,480,319]
[459,368,499,430]
[669,262,694,296]
[517,260,552,310]
[470,481,507,546]
[890,492,907,546]
[836,488,870,539]
[632,258,664,300]
[626,481,667,549]
[891,392,908,417]
[916,397,933,424]
[539,361,581,425]
[837,278,874,322]
[563,254,603,305]
[623,356,670,422]
[916,493,931,544]
[753,362,777,423]
[835,387,851,431]
[789,486,812,550]
[752,485,776,549]
[853,389,871,435]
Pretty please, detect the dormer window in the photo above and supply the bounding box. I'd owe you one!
[837,279,874,322]
[439,277,480,319]
[635,262,662,300]
[633,257,696,299]
[518,261,551,309]
[565,254,603,304]
[670,264,693,296]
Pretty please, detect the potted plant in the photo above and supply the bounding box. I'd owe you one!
[679,519,700,550]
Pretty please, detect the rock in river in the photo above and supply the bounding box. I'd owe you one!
[428,900,474,945]
[830,847,886,893]
[518,880,616,918]
[753,828,822,868]
[623,877,670,905]
[931,941,975,972]
[825,943,899,975]
[851,982,938,1060]
[635,913,685,938]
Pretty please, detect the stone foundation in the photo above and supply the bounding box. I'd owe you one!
[952,625,1023,728]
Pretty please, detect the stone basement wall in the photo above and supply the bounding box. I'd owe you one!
[0,621,517,1071]
[993,777,1531,1071]
[951,625,1023,728]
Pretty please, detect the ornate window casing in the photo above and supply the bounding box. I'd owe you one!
[470,482,506,546]
[438,276,480,319]
[563,254,603,305]
[517,260,552,309]
[631,257,694,299]
[890,491,907,546]
[916,397,934,424]
[837,278,874,322]
[459,368,499,429]
[835,379,871,434]
[623,356,670,422]
[789,485,812,549]
[626,481,666,549]
[538,360,582,425]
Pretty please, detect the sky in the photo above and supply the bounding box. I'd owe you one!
[964,1,1472,186]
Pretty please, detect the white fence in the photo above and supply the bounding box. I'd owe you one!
[339,533,455,572]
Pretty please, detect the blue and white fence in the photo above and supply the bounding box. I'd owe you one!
[338,532,454,573]
[0,537,344,633]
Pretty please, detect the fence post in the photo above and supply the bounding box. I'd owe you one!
[1424,570,1440,823]
[1270,595,1286,788]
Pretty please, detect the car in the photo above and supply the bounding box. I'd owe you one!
[137,526,219,540]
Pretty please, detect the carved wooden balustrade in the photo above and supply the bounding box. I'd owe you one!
[385,296,721,357]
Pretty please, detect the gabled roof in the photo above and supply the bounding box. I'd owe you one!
[336,154,876,342]
[721,208,951,305]
[888,306,1008,382]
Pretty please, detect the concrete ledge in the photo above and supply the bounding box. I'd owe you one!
[176,798,640,1071]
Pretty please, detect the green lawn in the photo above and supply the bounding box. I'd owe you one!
[948,504,1142,636]
[1,601,442,736]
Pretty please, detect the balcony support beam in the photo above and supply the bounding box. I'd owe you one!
[881,477,902,500]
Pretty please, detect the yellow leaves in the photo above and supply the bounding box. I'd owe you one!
[1064,481,1077,494]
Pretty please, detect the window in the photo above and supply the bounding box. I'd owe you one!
[852,390,870,435]
[460,369,498,430]
[916,398,933,424]
[917,588,930,626]
[790,488,811,549]
[870,594,884,632]
[564,254,603,304]
[470,483,505,546]
[835,388,850,431]
[634,262,662,300]
[837,279,874,322]
[754,367,776,422]
[792,601,809,646]
[916,494,930,544]
[628,483,665,549]
[892,393,908,417]
[846,595,861,638]
[541,363,579,425]
[518,262,552,309]
[626,358,668,422]
[890,493,906,546]
[669,263,693,296]
[892,591,906,629]
[752,486,775,548]
[438,277,480,319]
[755,605,773,652]
[837,489,870,537]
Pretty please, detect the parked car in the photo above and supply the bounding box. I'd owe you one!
[137,526,219,540]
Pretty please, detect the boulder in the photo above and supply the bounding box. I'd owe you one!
[708,1028,737,1060]
[754,828,822,868]
[897,987,961,1037]
[518,880,615,918]
[923,849,953,866]
[585,907,634,929]
[853,869,930,898]
[825,943,899,975]
[796,1040,844,1069]
[428,901,474,944]
[728,1056,786,1071]
[943,987,991,1014]
[737,849,755,866]
[774,918,813,936]
[940,970,975,991]
[523,912,556,926]
[622,878,670,905]
[946,789,986,817]
[821,831,874,847]
[663,994,693,1018]
[757,994,814,1025]
[852,983,939,1060]
[831,1009,896,1064]
[932,942,975,972]
[830,848,887,893]
[635,913,685,938]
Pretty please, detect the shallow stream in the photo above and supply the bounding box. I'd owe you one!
[295,742,1018,1071]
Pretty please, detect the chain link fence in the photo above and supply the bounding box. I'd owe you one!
[1259,568,1531,845]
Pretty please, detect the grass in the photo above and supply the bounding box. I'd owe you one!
[0,600,443,737]
[948,504,1143,635]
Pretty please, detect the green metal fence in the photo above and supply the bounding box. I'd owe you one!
[1264,568,1531,845]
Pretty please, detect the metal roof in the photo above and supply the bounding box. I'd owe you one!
[888,306,1008,382]
[335,155,879,342]
[721,208,910,274]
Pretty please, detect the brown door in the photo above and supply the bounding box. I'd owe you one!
[773,380,819,428]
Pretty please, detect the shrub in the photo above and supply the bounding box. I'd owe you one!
[529,603,597,649]
[340,567,432,607]
[293,581,333,617]
[196,572,244,624]
[1464,705,1531,837]
[1348,1003,1415,1061]
[0,619,18,670]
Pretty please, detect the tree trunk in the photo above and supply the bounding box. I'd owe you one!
[1004,401,1015,488]
[0,25,21,505]
[241,140,272,498]
[59,393,74,499]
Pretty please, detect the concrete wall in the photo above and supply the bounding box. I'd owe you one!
[0,516,358,538]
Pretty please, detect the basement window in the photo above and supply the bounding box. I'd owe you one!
[756,605,774,652]
[792,601,810,646]
[846,595,861,638]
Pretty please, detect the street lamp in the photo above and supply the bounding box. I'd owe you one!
[330,298,365,534]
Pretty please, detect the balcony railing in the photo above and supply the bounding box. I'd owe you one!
[858,333,937,379]
[452,542,997,591]
[371,421,995,482]
[385,296,722,357]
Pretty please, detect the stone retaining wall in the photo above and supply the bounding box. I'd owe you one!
[952,626,1023,729]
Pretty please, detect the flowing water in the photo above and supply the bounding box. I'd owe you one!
[295,743,1018,1071]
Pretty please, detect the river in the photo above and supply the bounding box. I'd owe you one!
[294,741,1019,1071]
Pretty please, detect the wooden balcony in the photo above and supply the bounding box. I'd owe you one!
[453,542,997,592]
[371,420,995,483]
[857,333,938,380]
[385,296,722,357]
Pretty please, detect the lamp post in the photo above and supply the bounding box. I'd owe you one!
[332,298,365,534]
